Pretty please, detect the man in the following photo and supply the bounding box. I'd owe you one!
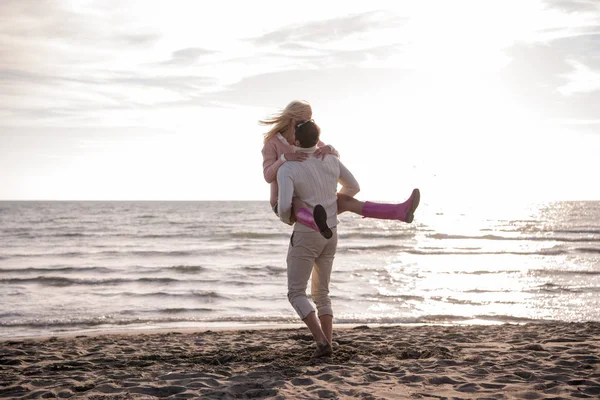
[277,119,360,358]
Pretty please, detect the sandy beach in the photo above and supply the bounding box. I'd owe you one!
[1,322,599,399]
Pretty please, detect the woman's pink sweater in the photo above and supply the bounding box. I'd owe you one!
[262,133,333,207]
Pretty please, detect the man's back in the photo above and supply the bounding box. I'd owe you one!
[277,152,359,232]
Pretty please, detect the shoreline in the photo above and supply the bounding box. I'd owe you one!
[2,321,599,399]
[0,318,517,342]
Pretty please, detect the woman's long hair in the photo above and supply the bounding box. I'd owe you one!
[260,100,312,143]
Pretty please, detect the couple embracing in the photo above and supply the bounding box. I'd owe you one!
[261,100,420,358]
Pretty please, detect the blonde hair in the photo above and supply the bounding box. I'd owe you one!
[260,100,313,143]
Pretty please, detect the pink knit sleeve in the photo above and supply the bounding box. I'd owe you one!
[262,141,285,183]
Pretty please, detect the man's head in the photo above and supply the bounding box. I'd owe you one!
[294,119,320,148]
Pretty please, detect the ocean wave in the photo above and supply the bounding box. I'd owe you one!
[0,266,115,274]
[0,312,23,319]
[526,283,600,294]
[438,270,521,275]
[434,269,600,276]
[0,316,211,328]
[336,246,600,256]
[55,232,93,238]
[0,251,86,258]
[201,313,553,325]
[1,249,199,259]
[156,307,214,314]
[404,248,599,256]
[575,247,600,254]
[230,232,288,239]
[241,265,286,275]
[0,313,577,331]
[166,265,206,273]
[338,244,405,253]
[119,307,214,315]
[428,233,600,243]
[464,289,513,293]
[5,231,206,240]
[431,297,488,306]
[49,216,76,221]
[412,314,548,324]
[0,265,208,275]
[136,214,157,219]
[405,249,554,255]
[136,233,192,239]
[0,276,187,287]
[120,290,228,299]
[126,250,196,257]
[362,294,425,301]
[554,229,600,235]
[529,269,600,276]
[339,232,416,240]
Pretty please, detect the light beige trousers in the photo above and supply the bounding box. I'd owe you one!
[286,228,338,319]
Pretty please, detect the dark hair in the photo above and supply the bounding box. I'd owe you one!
[294,119,320,148]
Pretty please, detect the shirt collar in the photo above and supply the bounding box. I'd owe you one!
[293,145,318,153]
[277,133,317,152]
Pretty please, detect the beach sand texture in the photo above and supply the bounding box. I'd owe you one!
[1,322,599,399]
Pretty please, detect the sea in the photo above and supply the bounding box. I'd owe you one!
[1,200,599,339]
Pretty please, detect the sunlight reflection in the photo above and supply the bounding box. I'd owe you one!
[338,200,600,323]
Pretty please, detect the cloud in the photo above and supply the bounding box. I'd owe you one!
[254,43,403,70]
[553,33,600,69]
[160,47,219,66]
[110,73,216,92]
[0,66,218,128]
[204,66,415,108]
[0,0,160,70]
[249,11,407,46]
[0,0,78,38]
[114,32,161,47]
[500,29,600,123]
[0,67,215,93]
[502,43,571,90]
[543,0,600,13]
[233,11,407,73]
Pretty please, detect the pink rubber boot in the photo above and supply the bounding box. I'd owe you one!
[295,205,332,239]
[362,188,420,223]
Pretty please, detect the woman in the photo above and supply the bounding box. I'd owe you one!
[261,100,420,233]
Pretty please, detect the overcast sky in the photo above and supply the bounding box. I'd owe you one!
[1,0,599,204]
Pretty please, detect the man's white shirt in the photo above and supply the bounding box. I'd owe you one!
[277,145,360,232]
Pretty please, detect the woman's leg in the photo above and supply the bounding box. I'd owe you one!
[336,189,420,223]
[336,193,364,214]
[291,198,331,238]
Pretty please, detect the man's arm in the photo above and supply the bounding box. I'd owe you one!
[277,165,294,225]
[338,160,360,197]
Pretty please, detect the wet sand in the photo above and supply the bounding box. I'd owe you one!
[1,322,599,399]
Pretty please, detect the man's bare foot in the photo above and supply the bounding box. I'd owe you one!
[311,341,333,358]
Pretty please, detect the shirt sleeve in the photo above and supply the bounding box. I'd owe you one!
[338,160,360,197]
[262,142,286,183]
[277,165,294,225]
